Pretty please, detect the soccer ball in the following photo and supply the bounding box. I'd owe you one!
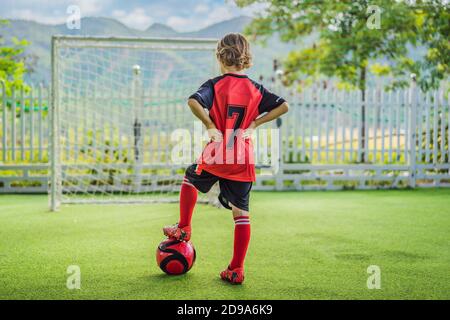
[156,238,196,275]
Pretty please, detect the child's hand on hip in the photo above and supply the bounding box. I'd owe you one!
[242,121,257,140]
[206,123,223,142]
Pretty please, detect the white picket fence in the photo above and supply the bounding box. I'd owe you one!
[0,79,449,193]
[268,79,450,190]
[0,82,51,162]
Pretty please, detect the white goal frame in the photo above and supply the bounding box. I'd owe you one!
[50,35,218,211]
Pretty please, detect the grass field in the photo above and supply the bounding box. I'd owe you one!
[0,189,449,300]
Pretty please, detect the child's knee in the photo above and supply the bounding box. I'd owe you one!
[231,204,249,218]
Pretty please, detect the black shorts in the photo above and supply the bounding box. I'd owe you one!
[184,164,252,211]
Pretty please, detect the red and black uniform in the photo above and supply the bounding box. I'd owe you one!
[186,73,285,211]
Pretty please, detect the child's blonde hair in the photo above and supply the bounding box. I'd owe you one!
[216,33,252,70]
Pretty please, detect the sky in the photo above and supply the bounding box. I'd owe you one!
[0,0,264,31]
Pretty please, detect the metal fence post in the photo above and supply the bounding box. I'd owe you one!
[275,117,283,191]
[132,64,144,193]
[50,36,59,211]
[273,72,284,191]
[1,81,6,162]
[409,74,418,188]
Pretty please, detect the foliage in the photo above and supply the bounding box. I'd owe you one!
[0,19,30,95]
[236,0,449,92]
[412,1,450,92]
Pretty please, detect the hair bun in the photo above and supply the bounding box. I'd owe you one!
[216,33,252,70]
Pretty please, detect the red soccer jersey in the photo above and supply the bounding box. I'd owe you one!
[189,73,285,182]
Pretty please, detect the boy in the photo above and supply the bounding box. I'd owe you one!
[163,33,289,284]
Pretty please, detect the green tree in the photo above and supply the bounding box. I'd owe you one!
[236,0,449,160]
[411,1,450,92]
[0,19,30,96]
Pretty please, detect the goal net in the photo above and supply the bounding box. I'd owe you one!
[50,36,218,210]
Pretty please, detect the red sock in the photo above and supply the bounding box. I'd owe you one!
[178,177,198,228]
[230,216,251,270]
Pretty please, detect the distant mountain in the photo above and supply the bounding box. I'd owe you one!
[63,17,140,36]
[185,16,253,38]
[146,23,178,37]
[1,16,293,84]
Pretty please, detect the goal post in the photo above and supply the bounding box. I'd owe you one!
[50,36,218,210]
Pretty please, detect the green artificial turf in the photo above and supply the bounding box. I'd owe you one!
[0,189,449,300]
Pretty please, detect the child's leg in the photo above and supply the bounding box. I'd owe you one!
[230,204,251,270]
[178,177,198,228]
[164,166,217,241]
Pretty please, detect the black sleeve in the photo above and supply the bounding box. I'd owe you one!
[188,80,214,110]
[258,86,286,114]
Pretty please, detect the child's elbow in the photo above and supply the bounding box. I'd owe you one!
[187,98,201,111]
[281,102,289,114]
[187,98,197,108]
